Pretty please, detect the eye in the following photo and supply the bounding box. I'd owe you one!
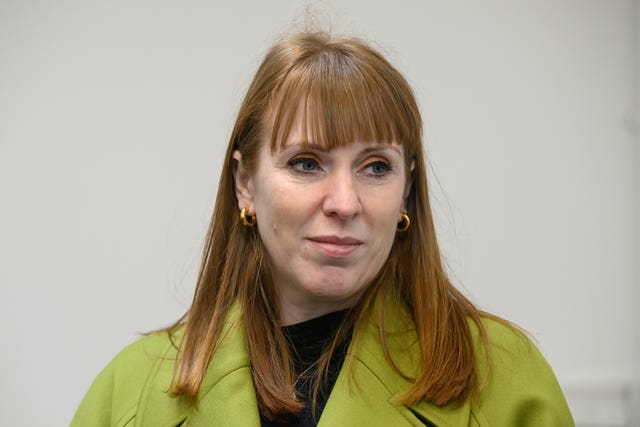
[287,156,321,173]
[362,160,391,177]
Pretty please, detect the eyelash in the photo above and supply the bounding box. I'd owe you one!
[287,155,392,178]
[287,156,321,174]
[363,160,392,177]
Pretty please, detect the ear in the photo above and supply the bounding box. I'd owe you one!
[401,159,416,210]
[232,150,255,214]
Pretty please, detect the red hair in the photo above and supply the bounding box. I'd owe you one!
[166,31,501,420]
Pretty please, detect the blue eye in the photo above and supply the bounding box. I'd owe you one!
[288,157,320,173]
[364,161,391,176]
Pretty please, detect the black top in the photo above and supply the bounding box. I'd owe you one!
[260,309,351,427]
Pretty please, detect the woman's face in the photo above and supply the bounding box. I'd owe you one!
[234,112,411,325]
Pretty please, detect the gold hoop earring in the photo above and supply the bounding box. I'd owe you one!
[397,212,410,232]
[240,207,256,227]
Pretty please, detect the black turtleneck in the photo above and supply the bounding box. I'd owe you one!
[260,309,351,427]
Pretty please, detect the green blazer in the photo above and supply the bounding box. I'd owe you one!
[71,302,574,426]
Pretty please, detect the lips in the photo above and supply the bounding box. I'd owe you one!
[307,235,363,258]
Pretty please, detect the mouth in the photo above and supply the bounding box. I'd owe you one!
[307,235,363,258]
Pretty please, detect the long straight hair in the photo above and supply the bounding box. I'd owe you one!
[167,31,496,420]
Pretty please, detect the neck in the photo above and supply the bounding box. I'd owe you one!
[278,296,356,326]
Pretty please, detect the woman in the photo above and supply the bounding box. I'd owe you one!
[72,32,574,426]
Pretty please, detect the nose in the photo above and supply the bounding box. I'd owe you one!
[321,171,362,219]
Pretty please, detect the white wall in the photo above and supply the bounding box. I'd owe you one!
[0,1,637,425]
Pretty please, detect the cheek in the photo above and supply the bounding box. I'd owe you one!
[254,179,307,236]
[373,192,405,246]
[364,202,402,253]
[370,189,405,226]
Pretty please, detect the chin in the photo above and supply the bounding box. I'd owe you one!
[302,277,366,303]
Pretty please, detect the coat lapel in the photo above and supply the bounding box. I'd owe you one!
[182,307,261,427]
[318,298,472,427]
[136,303,261,427]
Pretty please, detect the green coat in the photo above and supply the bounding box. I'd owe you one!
[71,302,574,426]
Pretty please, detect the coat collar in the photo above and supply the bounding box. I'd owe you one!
[136,300,472,427]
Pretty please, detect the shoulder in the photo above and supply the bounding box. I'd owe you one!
[471,317,575,426]
[71,330,180,427]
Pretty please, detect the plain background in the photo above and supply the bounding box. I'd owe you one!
[1,1,638,426]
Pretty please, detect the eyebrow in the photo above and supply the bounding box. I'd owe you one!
[284,142,402,156]
[360,145,402,156]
